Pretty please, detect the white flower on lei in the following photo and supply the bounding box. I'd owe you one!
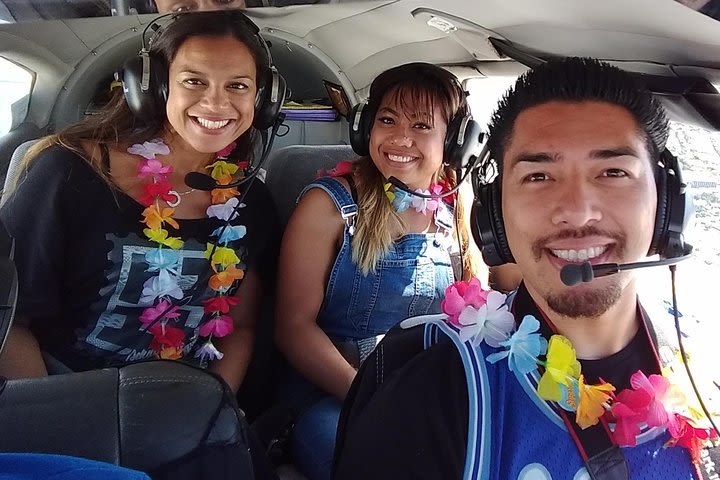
[457,290,515,348]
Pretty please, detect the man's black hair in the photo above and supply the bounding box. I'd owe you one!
[487,57,669,173]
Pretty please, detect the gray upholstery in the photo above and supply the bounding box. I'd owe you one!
[0,361,251,474]
[265,144,358,226]
[2,139,37,204]
[273,120,350,151]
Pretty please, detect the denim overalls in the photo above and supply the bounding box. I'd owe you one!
[306,176,455,344]
[287,176,456,480]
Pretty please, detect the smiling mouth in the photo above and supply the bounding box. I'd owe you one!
[387,154,417,163]
[192,116,234,130]
[549,246,609,262]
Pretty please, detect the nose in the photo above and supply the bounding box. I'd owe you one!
[550,178,602,227]
[201,84,231,111]
[389,124,414,147]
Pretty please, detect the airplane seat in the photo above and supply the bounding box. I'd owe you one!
[0,123,42,190]
[0,361,254,478]
[265,144,359,227]
[2,138,38,205]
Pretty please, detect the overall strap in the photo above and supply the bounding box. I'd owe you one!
[425,320,491,480]
[299,176,358,235]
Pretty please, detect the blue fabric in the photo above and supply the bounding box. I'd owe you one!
[423,320,698,480]
[0,453,150,480]
[290,397,342,480]
[302,177,455,341]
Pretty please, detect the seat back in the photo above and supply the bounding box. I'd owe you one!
[265,145,358,226]
[0,361,253,477]
[2,139,38,204]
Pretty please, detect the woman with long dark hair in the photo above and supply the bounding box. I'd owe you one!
[0,10,280,394]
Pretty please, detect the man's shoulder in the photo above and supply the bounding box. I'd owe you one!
[335,323,470,480]
[347,322,469,416]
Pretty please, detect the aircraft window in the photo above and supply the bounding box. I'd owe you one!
[0,57,33,135]
[463,76,517,130]
[637,121,719,379]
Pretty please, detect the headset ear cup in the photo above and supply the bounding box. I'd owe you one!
[473,181,513,266]
[122,53,164,121]
[651,150,691,259]
[489,181,513,264]
[154,58,168,107]
[649,158,670,256]
[253,68,286,130]
[444,116,482,171]
[349,103,372,156]
[443,114,464,168]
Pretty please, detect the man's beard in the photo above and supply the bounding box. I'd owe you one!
[545,281,623,318]
[531,225,627,318]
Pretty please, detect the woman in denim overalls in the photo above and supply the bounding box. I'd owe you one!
[275,63,487,480]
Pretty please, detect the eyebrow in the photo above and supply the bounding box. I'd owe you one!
[510,145,640,170]
[178,69,254,80]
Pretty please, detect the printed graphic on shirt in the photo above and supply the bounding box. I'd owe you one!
[74,232,244,364]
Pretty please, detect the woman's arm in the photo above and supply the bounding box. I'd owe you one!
[275,188,357,401]
[0,323,48,378]
[210,269,261,393]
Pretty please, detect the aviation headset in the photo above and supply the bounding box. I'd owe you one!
[122,11,286,130]
[348,64,483,172]
[472,146,692,267]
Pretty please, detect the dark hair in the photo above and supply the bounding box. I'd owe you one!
[25,10,266,175]
[487,57,669,175]
[367,62,468,128]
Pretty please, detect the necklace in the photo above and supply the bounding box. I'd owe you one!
[166,187,196,207]
[131,139,246,362]
[436,278,718,462]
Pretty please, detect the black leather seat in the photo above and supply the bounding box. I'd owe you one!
[0,361,254,478]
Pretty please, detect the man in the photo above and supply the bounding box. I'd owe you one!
[151,0,246,13]
[333,57,719,479]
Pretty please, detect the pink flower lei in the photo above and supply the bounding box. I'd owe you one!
[435,278,718,461]
[131,139,247,363]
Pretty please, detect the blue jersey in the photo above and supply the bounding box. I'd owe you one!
[424,319,698,480]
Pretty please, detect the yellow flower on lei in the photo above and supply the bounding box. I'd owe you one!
[204,243,241,268]
[538,335,581,402]
[208,160,239,179]
[143,228,184,250]
[384,182,395,202]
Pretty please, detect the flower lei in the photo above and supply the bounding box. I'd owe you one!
[438,278,718,462]
[132,139,247,363]
[315,160,456,215]
[383,181,455,214]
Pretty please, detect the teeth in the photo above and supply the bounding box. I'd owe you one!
[196,117,230,129]
[551,246,607,262]
[388,154,415,163]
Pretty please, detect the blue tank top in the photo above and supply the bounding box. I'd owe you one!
[300,177,455,341]
[422,319,699,480]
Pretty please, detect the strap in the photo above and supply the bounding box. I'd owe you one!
[428,320,489,480]
[512,284,629,480]
[300,176,358,236]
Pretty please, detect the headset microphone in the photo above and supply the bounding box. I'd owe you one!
[184,112,285,192]
[559,248,694,287]
[387,141,488,200]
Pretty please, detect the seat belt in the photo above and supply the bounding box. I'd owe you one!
[0,222,17,355]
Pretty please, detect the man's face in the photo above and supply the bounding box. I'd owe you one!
[154,0,245,13]
[501,100,658,318]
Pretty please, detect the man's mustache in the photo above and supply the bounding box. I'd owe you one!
[531,226,626,261]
